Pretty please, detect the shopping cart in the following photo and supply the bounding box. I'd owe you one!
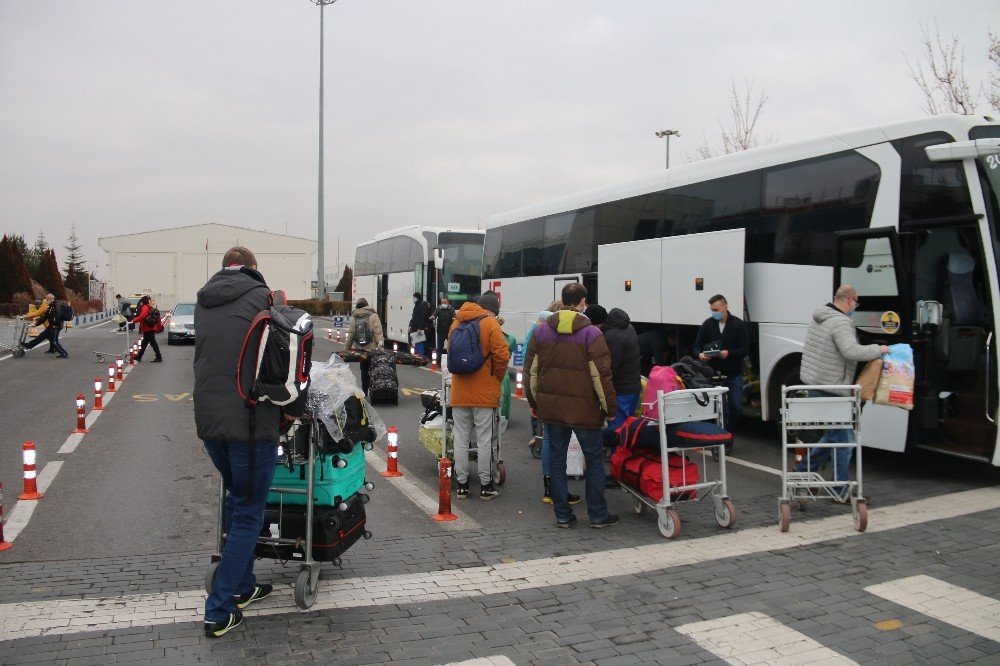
[779,384,867,533]
[621,387,736,539]
[1,316,28,358]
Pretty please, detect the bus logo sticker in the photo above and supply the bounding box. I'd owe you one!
[448,282,460,293]
[880,311,901,334]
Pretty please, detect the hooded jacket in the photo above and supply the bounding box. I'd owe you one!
[524,309,616,429]
[800,303,883,393]
[345,305,384,351]
[601,308,642,395]
[447,302,510,408]
[193,266,281,442]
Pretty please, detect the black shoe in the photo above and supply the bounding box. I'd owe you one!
[152,357,163,363]
[456,482,469,499]
[234,584,272,609]
[480,483,500,500]
[567,492,582,505]
[556,515,578,529]
[57,354,68,359]
[590,514,621,529]
[605,477,620,490]
[204,610,243,638]
[44,350,56,354]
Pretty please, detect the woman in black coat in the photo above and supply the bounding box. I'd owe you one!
[600,307,642,429]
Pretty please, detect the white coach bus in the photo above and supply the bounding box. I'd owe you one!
[483,114,1000,465]
[353,226,485,346]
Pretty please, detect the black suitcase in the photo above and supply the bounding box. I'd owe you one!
[368,349,399,405]
[256,492,369,563]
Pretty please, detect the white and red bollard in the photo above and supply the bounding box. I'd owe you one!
[128,346,136,365]
[0,482,12,550]
[381,426,403,478]
[107,364,116,393]
[116,356,124,382]
[431,349,438,371]
[74,393,89,434]
[393,342,399,353]
[18,442,43,500]
[432,456,457,522]
[515,371,524,399]
[326,328,332,340]
[410,346,416,355]
[336,329,342,343]
[93,377,104,411]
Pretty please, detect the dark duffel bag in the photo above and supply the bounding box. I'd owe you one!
[256,493,369,563]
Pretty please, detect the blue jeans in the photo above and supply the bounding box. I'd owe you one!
[531,415,552,477]
[203,440,278,622]
[545,423,610,524]
[609,393,640,431]
[23,327,56,352]
[723,375,743,430]
[792,390,854,494]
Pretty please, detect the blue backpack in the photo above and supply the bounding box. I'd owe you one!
[447,315,487,374]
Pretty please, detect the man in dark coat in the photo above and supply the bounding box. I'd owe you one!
[600,307,642,430]
[429,296,456,357]
[408,291,431,356]
[694,294,750,429]
[194,246,278,637]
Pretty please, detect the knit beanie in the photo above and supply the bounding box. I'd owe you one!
[583,304,608,326]
[477,291,500,315]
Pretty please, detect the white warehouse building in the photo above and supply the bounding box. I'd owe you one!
[98,223,317,310]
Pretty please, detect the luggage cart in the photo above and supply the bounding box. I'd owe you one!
[779,384,867,533]
[94,319,132,363]
[420,376,506,486]
[621,387,736,539]
[206,416,372,609]
[1,316,28,358]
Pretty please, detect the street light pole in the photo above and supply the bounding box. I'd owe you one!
[312,0,338,300]
[654,129,681,169]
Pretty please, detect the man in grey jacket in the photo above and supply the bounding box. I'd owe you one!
[194,247,278,637]
[795,285,888,499]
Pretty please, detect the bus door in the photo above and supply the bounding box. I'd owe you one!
[835,228,910,453]
[377,273,389,336]
[553,275,581,303]
[898,217,998,462]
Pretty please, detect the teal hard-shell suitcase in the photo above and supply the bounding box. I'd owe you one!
[267,443,366,506]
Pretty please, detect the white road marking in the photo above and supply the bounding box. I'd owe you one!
[1,461,63,543]
[443,658,516,666]
[366,447,480,530]
[727,456,783,477]
[58,433,85,455]
[0,353,12,362]
[1,486,998,642]
[865,575,1000,643]
[676,611,857,665]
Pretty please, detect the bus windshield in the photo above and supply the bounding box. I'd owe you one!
[438,232,484,303]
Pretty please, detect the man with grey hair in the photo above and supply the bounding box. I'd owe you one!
[795,284,888,500]
[21,293,66,357]
[194,246,278,637]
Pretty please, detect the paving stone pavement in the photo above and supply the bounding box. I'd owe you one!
[1,487,999,664]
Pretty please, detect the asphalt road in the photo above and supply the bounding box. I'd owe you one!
[2,318,999,565]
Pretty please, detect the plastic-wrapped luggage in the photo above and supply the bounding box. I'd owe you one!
[367,348,399,405]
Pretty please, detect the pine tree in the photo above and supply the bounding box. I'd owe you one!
[334,265,353,302]
[37,248,67,300]
[27,231,48,281]
[0,236,32,302]
[62,225,88,294]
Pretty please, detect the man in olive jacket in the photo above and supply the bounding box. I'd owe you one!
[524,283,619,529]
[194,247,278,637]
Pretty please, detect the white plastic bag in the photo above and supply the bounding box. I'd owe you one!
[566,433,586,477]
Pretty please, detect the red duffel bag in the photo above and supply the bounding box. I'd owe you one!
[613,449,699,502]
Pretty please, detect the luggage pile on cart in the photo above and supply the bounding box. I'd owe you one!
[612,386,736,539]
[208,354,386,609]
[779,384,868,533]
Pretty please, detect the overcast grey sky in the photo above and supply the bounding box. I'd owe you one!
[1,1,997,280]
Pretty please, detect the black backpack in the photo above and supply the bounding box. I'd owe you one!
[236,290,314,412]
[447,315,488,374]
[354,314,373,347]
[58,302,74,322]
[144,307,160,327]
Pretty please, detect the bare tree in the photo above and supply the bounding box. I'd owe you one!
[989,30,1000,112]
[906,21,979,114]
[689,77,774,161]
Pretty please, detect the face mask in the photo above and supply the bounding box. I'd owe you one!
[711,311,723,321]
[413,298,418,303]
